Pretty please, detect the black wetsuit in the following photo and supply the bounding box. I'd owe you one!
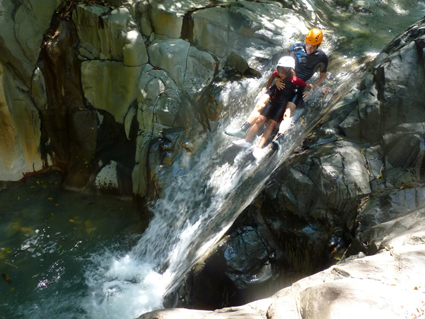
[261,76,306,121]
[290,43,329,106]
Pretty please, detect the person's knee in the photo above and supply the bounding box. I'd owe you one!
[254,117,266,126]
[267,120,277,128]
[254,103,264,112]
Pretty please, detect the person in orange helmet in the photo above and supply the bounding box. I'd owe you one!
[225,28,329,150]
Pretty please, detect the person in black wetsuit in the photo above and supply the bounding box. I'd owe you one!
[232,56,314,155]
[225,28,329,148]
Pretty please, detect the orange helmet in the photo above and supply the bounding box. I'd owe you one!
[305,28,323,46]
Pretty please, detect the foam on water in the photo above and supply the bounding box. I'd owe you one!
[83,251,167,318]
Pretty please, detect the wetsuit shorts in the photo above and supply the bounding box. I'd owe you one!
[261,96,291,122]
[291,86,305,107]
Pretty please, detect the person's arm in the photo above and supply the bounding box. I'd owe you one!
[266,71,278,89]
[303,72,327,99]
[275,77,285,90]
[313,72,327,87]
[292,76,316,90]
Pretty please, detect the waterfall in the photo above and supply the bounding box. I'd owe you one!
[82,72,273,318]
[81,58,356,318]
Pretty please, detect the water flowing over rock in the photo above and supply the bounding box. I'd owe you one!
[148,16,425,317]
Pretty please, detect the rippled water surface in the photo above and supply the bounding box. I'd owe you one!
[0,174,147,318]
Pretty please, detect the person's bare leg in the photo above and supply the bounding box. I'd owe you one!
[244,116,267,142]
[277,102,296,135]
[247,93,270,125]
[225,94,270,138]
[257,120,277,148]
[271,102,296,150]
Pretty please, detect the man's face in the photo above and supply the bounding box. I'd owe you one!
[305,43,318,54]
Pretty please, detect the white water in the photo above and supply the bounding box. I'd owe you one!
[82,74,272,319]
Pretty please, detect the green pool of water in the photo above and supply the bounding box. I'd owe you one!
[0,173,148,318]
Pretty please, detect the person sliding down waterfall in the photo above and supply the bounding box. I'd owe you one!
[230,56,314,158]
[225,28,330,152]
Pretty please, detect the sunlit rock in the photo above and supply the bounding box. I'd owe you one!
[81,60,142,123]
[138,65,183,128]
[95,160,119,189]
[72,3,147,65]
[193,6,229,58]
[148,39,190,87]
[133,62,211,196]
[0,0,59,178]
[73,4,130,61]
[148,0,184,39]
[147,0,212,39]
[0,63,43,181]
[137,0,153,37]
[192,2,307,73]
[185,47,216,96]
[124,30,148,67]
[0,0,62,86]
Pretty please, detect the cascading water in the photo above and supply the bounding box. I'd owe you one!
[81,54,358,318]
[81,72,279,318]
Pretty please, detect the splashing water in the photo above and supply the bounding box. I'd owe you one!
[82,52,362,317]
[82,75,272,318]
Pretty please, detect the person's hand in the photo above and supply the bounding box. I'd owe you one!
[322,87,332,94]
[303,90,311,101]
[275,78,285,90]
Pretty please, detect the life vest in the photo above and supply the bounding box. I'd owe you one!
[289,43,328,82]
[289,43,308,65]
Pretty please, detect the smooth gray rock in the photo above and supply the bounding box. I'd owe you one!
[0,0,62,85]
[81,60,143,123]
[140,207,425,319]
[339,20,425,143]
[73,4,128,61]
[276,140,371,223]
